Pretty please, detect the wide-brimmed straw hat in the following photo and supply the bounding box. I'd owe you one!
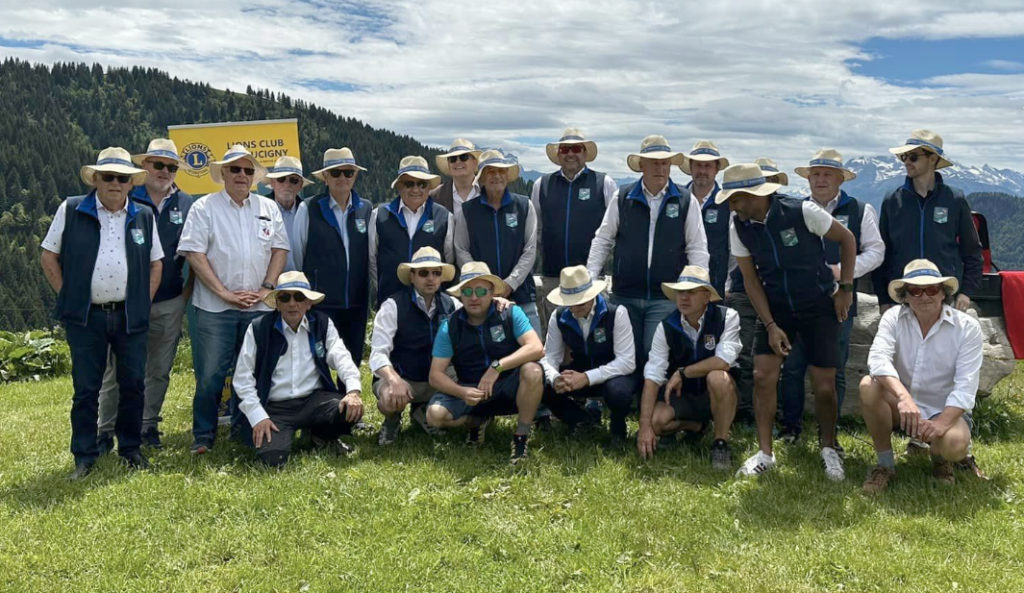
[794,148,857,182]
[754,157,789,185]
[887,259,958,304]
[889,129,953,170]
[397,246,457,286]
[265,155,315,187]
[545,265,606,307]
[209,145,267,185]
[436,138,482,176]
[545,128,598,166]
[132,138,182,166]
[391,156,442,190]
[80,147,148,187]
[679,140,729,175]
[446,261,509,297]
[262,271,326,308]
[312,147,367,181]
[661,265,722,302]
[626,135,686,173]
[474,150,520,185]
[715,163,783,204]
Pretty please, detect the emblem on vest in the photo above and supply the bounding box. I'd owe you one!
[836,214,849,228]
[422,219,435,233]
[355,218,367,233]
[505,212,518,228]
[593,327,607,343]
[704,209,718,224]
[490,325,507,342]
[169,209,184,225]
[933,207,948,224]
[779,228,799,247]
[578,188,591,201]
[666,203,680,219]
[704,334,717,351]
[130,228,146,245]
[314,340,326,359]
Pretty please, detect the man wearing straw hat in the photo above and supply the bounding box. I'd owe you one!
[232,271,364,467]
[719,163,857,479]
[292,147,373,365]
[431,138,482,218]
[540,266,636,444]
[266,155,314,272]
[636,266,741,469]
[95,139,194,452]
[426,262,545,463]
[860,259,982,493]
[178,144,289,455]
[531,129,619,334]
[40,147,163,479]
[369,247,458,445]
[875,130,983,313]
[777,149,884,445]
[369,156,454,307]
[680,140,730,296]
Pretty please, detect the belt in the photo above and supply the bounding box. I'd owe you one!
[92,301,125,311]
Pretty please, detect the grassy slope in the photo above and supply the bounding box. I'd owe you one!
[1,365,1023,593]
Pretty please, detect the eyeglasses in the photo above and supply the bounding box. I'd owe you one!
[447,154,474,164]
[403,180,429,189]
[460,286,490,298]
[150,161,179,173]
[278,176,302,185]
[906,285,942,297]
[328,169,356,178]
[415,269,444,278]
[558,145,585,155]
[898,151,930,164]
[228,165,256,175]
[276,292,307,304]
[100,174,132,184]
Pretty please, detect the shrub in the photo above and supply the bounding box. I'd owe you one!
[0,329,71,382]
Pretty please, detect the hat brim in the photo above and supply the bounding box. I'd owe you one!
[627,152,686,173]
[794,165,856,182]
[887,276,958,304]
[473,163,520,185]
[888,145,953,170]
[262,286,326,308]
[312,163,367,181]
[266,172,316,187]
[715,181,782,204]
[80,164,148,187]
[661,281,722,303]
[391,171,443,190]
[397,260,457,285]
[209,155,268,186]
[436,150,482,176]
[679,155,730,175]
[446,273,509,298]
[545,278,607,307]
[545,140,598,166]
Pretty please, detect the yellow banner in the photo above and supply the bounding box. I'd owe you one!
[167,119,300,195]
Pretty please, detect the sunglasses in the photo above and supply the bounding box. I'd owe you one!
[906,285,942,297]
[403,180,429,189]
[100,173,132,184]
[228,165,256,175]
[415,269,444,278]
[460,286,490,298]
[277,176,302,185]
[150,161,179,173]
[558,145,585,155]
[276,292,308,304]
[328,169,356,178]
[447,154,474,164]
[898,151,931,164]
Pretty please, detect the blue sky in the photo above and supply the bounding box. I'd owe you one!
[852,37,1024,84]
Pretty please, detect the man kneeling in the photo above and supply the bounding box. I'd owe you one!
[637,266,741,470]
[427,262,544,463]
[233,272,365,467]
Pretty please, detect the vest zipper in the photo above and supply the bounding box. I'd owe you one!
[917,199,926,259]
[492,209,502,276]
[762,226,795,311]
[564,178,573,268]
[478,325,490,367]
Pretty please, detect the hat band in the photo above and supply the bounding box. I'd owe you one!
[398,165,430,176]
[558,135,585,142]
[448,145,473,153]
[146,150,179,161]
[690,147,721,157]
[723,176,767,190]
[223,152,252,161]
[640,144,671,154]
[675,275,710,287]
[411,255,443,265]
[906,138,944,155]
[324,158,357,167]
[459,272,485,282]
[760,165,780,172]
[560,280,593,296]
[809,158,843,168]
[272,166,303,175]
[96,157,136,168]
[478,158,510,169]
[904,268,941,280]
[276,280,312,291]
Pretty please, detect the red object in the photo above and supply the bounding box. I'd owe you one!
[999,271,1024,359]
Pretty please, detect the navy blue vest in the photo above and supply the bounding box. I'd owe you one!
[448,304,520,385]
[374,197,450,306]
[612,180,692,299]
[129,185,193,303]
[56,192,156,334]
[812,191,863,316]
[690,182,730,295]
[733,195,834,313]
[554,294,618,373]
[389,288,456,382]
[538,168,607,276]
[302,192,371,309]
[462,191,535,304]
[661,303,726,395]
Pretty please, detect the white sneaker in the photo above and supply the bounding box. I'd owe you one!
[736,451,776,477]
[821,447,845,481]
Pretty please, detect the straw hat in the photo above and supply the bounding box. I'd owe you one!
[390,156,442,190]
[661,265,722,302]
[889,129,953,169]
[312,147,367,181]
[446,261,509,297]
[679,140,730,175]
[265,155,315,187]
[474,150,520,185]
[262,271,326,308]
[626,135,686,172]
[887,259,958,304]
[209,144,267,185]
[794,149,857,182]
[545,128,598,166]
[714,163,783,204]
[545,266,606,307]
[80,147,148,187]
[436,138,482,176]
[396,246,457,286]
[754,157,789,185]
[132,138,182,166]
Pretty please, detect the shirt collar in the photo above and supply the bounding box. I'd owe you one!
[96,196,129,214]
[680,310,706,333]
[641,182,667,201]
[897,303,957,326]
[282,315,310,335]
[400,199,427,216]
[573,305,596,324]
[220,190,251,208]
[559,167,588,183]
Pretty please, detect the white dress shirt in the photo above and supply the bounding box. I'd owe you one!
[540,303,635,387]
[177,190,290,313]
[234,315,363,427]
[811,192,885,279]
[453,194,538,292]
[369,290,463,376]
[643,306,742,385]
[291,193,364,272]
[367,199,456,296]
[868,304,983,418]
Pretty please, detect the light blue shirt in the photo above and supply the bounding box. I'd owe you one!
[432,305,532,358]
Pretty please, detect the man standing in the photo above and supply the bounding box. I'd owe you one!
[40,148,162,478]
[679,140,730,295]
[431,138,481,219]
[178,145,289,454]
[265,155,313,272]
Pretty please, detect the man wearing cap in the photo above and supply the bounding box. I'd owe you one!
[40,147,163,478]
[292,148,373,365]
[266,155,313,272]
[369,247,458,445]
[875,130,983,313]
[721,163,857,480]
[178,145,289,454]
[587,135,710,372]
[860,259,982,493]
[426,262,545,463]
[431,138,481,219]
[531,129,619,334]
[636,266,741,469]
[540,266,635,443]
[369,156,454,307]
[778,150,885,443]
[680,140,730,296]
[95,139,194,451]
[232,271,364,467]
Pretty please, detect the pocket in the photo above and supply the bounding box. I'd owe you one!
[256,218,273,242]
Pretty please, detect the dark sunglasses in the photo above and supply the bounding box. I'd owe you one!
[150,161,179,173]
[415,269,443,278]
[403,180,429,189]
[276,292,308,304]
[328,169,356,178]
[100,173,132,184]
[558,145,585,155]
[906,285,942,297]
[278,176,302,185]
[460,286,490,298]
[447,153,474,164]
[228,165,256,175]
[898,151,930,164]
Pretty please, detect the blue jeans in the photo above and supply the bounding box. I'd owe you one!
[65,308,148,464]
[190,307,264,446]
[778,314,854,433]
[609,294,677,371]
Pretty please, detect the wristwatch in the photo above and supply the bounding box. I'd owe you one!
[490,360,504,374]
[839,282,854,293]
[261,281,275,290]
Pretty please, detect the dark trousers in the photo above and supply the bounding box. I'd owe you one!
[246,390,354,467]
[319,306,368,371]
[724,292,757,418]
[544,375,636,438]
[65,307,148,464]
[779,314,854,433]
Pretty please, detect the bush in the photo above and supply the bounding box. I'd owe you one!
[0,328,70,382]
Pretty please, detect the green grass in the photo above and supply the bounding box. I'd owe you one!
[2,363,1024,592]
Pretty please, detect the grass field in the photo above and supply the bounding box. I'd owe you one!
[1,362,1023,592]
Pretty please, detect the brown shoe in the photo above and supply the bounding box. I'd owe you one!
[956,455,990,480]
[932,459,955,484]
[863,466,896,494]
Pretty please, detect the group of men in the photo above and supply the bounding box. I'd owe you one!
[42,127,986,492]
